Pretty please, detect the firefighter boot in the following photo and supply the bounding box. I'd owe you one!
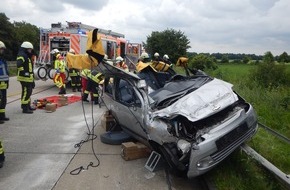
[59,87,66,95]
[0,113,9,121]
[94,97,99,105]
[82,93,89,102]
[0,153,4,168]
[22,105,33,114]
[28,101,36,111]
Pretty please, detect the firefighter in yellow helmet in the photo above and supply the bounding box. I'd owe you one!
[16,41,35,114]
[51,49,67,94]
[0,41,9,121]
[82,70,104,104]
[136,52,151,72]
[67,49,81,92]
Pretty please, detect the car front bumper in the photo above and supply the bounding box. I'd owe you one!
[187,104,258,178]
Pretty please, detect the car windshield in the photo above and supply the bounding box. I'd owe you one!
[149,76,212,108]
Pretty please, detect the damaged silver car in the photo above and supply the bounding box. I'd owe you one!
[98,61,258,178]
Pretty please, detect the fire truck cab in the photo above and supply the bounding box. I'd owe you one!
[35,22,141,81]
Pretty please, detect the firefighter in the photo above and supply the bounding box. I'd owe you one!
[163,54,173,67]
[136,52,151,72]
[0,41,9,122]
[0,139,4,168]
[82,70,104,104]
[115,56,129,72]
[67,49,81,92]
[16,41,35,114]
[52,49,66,94]
[153,52,160,61]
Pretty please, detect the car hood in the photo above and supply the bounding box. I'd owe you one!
[151,78,239,122]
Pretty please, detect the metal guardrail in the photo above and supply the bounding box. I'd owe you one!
[241,122,290,188]
[258,122,290,144]
[241,144,290,187]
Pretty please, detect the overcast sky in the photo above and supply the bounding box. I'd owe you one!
[1,0,289,55]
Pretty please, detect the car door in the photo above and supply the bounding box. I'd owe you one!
[113,78,147,140]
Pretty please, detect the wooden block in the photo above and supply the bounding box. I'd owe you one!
[101,115,116,131]
[121,142,151,161]
[45,103,57,112]
[58,95,68,106]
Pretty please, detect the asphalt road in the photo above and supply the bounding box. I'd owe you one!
[0,77,203,190]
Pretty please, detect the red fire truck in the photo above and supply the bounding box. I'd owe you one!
[34,22,142,80]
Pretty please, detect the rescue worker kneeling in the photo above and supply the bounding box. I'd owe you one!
[82,70,104,105]
[53,54,67,94]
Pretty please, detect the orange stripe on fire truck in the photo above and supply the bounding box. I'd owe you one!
[70,34,80,54]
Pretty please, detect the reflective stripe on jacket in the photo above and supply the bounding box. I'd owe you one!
[54,59,66,73]
[16,49,34,83]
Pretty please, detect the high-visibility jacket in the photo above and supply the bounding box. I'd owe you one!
[80,69,91,79]
[88,70,104,84]
[69,68,80,77]
[0,57,9,89]
[16,48,34,83]
[54,55,66,73]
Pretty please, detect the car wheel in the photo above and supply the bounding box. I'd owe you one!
[158,144,187,176]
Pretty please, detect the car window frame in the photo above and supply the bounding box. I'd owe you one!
[115,77,141,108]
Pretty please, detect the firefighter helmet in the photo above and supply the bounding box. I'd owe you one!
[0,41,6,49]
[50,49,60,54]
[140,52,149,59]
[21,41,33,49]
[116,56,123,63]
[104,54,108,60]
[163,54,169,60]
[154,52,159,57]
[69,49,75,54]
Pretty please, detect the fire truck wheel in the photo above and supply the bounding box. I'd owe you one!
[48,68,55,79]
[34,67,47,80]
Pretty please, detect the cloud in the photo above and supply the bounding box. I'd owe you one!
[0,0,290,55]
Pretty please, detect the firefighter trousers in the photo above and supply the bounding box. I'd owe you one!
[70,76,81,90]
[83,79,99,103]
[20,82,33,106]
[0,89,7,114]
[53,73,66,89]
[0,139,4,165]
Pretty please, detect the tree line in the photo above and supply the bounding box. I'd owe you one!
[2,12,290,65]
[0,13,39,61]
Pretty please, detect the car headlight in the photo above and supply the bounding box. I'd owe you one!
[177,139,191,154]
[197,156,214,169]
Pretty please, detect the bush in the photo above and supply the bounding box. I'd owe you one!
[249,63,288,88]
[188,54,217,71]
[249,52,289,89]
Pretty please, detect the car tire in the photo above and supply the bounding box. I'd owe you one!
[158,144,187,176]
[100,131,132,145]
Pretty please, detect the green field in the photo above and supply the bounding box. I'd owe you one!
[204,64,290,189]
